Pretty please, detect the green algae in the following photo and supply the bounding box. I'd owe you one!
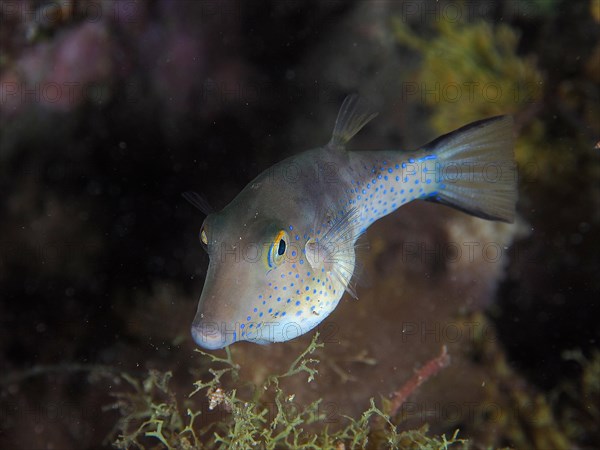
[392,18,544,128]
[108,334,467,450]
[392,14,577,185]
[554,350,600,447]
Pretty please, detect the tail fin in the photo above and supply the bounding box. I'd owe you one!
[423,116,517,223]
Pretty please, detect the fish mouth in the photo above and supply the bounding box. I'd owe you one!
[190,320,235,350]
[190,318,278,348]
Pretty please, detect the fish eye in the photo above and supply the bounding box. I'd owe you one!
[268,230,287,268]
[277,238,286,256]
[200,227,208,246]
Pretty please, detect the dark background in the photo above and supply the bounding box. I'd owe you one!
[1,0,599,448]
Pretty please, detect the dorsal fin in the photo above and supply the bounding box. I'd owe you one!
[182,191,214,215]
[327,94,378,150]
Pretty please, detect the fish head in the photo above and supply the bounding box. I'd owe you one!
[190,200,354,349]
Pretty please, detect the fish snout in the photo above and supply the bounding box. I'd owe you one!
[191,319,232,350]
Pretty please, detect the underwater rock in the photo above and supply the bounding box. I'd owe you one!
[0,21,112,120]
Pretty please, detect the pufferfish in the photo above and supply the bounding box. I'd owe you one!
[185,95,516,350]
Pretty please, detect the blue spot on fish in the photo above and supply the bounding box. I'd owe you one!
[188,97,517,350]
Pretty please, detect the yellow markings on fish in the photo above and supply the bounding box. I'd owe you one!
[186,95,517,349]
[267,230,288,269]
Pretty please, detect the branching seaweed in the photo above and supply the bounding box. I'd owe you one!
[109,370,194,449]
[189,345,240,396]
[108,333,467,449]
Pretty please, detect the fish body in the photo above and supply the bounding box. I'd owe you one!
[189,96,516,349]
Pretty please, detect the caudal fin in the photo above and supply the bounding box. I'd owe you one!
[423,116,517,223]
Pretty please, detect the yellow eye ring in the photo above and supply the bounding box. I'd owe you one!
[200,228,208,245]
[268,230,287,268]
